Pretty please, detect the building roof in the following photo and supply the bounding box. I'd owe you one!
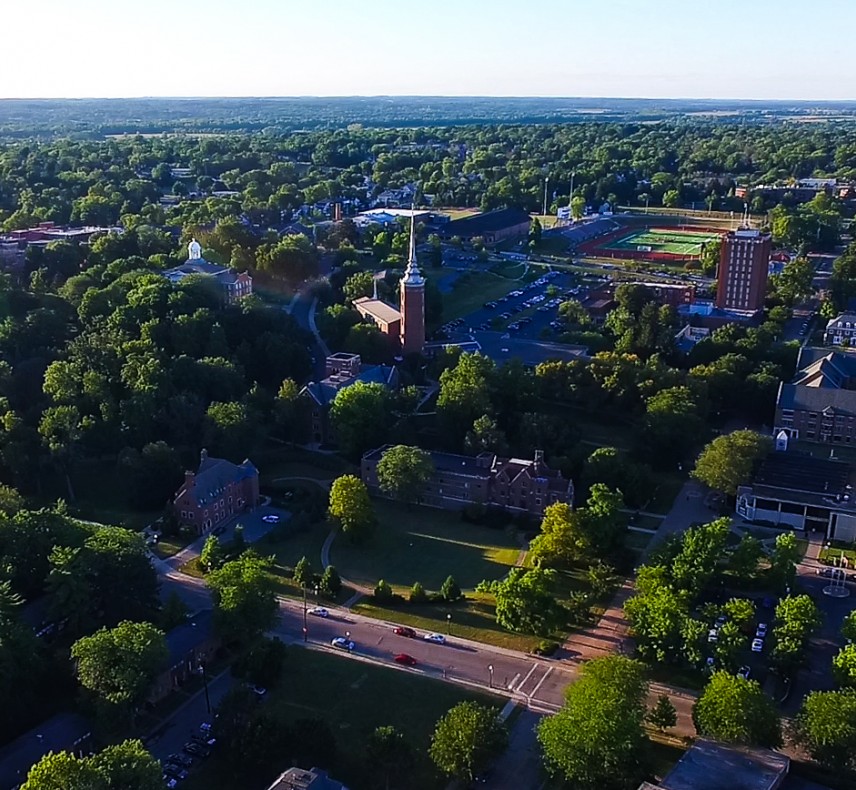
[777,350,856,416]
[427,331,588,367]
[445,207,531,236]
[644,739,789,790]
[0,713,91,790]
[267,766,348,790]
[367,446,493,479]
[165,609,215,667]
[163,259,249,287]
[826,313,856,330]
[301,363,398,408]
[352,297,403,326]
[175,450,258,507]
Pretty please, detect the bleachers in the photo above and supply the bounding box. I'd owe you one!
[561,218,618,246]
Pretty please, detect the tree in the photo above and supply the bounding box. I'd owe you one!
[376,445,434,504]
[328,474,374,542]
[22,739,163,790]
[330,381,392,457]
[200,533,225,572]
[529,502,589,567]
[319,565,342,598]
[233,636,287,689]
[409,581,428,603]
[437,352,495,445]
[207,551,278,643]
[647,694,677,732]
[692,671,781,747]
[570,195,586,220]
[482,567,566,636]
[770,256,815,306]
[770,594,821,675]
[662,189,681,208]
[429,701,507,783]
[768,531,800,591]
[640,386,704,468]
[538,656,649,790]
[293,555,314,589]
[729,534,763,578]
[691,431,772,496]
[374,579,394,601]
[842,610,856,643]
[366,725,415,790]
[793,689,856,771]
[712,621,747,672]
[342,271,375,303]
[833,644,856,687]
[723,597,756,629]
[440,575,462,603]
[71,621,168,714]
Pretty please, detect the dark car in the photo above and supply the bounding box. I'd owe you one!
[183,742,209,758]
[162,765,188,781]
[191,733,217,747]
[394,626,416,638]
[212,525,226,536]
[167,753,192,768]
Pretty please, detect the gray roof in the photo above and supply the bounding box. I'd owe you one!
[825,312,856,330]
[267,766,347,790]
[430,331,588,367]
[652,739,789,790]
[777,349,856,415]
[177,451,258,507]
[165,609,215,667]
[0,713,91,790]
[444,207,531,236]
[163,259,248,286]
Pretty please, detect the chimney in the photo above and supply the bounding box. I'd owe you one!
[184,471,195,490]
[534,449,544,465]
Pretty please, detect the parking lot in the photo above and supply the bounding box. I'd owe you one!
[439,269,599,342]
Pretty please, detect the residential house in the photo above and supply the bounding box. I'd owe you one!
[0,713,92,790]
[299,353,399,445]
[824,312,856,346]
[735,442,856,541]
[173,449,259,534]
[148,610,220,704]
[162,239,252,304]
[774,348,856,445]
[267,767,348,790]
[441,207,532,245]
[362,447,573,517]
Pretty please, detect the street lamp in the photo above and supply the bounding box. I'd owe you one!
[302,583,308,643]
[197,661,211,716]
[488,664,494,689]
[446,613,452,635]
[543,176,549,217]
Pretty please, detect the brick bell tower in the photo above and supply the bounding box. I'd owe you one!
[399,212,425,354]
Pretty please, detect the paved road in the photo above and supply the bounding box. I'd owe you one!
[271,598,572,713]
[484,710,545,790]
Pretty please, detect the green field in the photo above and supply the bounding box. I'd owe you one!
[183,648,502,790]
[602,227,721,257]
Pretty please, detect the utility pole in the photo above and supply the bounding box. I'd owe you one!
[302,583,308,643]
[543,176,549,217]
[568,171,575,222]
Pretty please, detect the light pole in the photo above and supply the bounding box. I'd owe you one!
[302,583,308,643]
[346,630,352,652]
[197,661,211,716]
[446,613,452,635]
[488,664,494,689]
[568,171,575,223]
[543,176,549,217]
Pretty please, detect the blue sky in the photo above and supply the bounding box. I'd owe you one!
[2,0,854,99]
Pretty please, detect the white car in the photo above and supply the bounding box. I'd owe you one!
[755,623,768,639]
[424,633,446,645]
[737,665,751,680]
[332,637,355,651]
[751,638,764,653]
[309,607,329,618]
[262,514,280,524]
[707,628,719,643]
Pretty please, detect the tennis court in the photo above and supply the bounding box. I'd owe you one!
[601,227,721,257]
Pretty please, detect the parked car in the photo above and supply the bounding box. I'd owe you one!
[163,765,188,781]
[163,776,178,789]
[332,637,355,651]
[394,626,416,638]
[755,623,768,639]
[183,742,209,758]
[737,665,751,680]
[309,607,329,618]
[167,753,193,768]
[261,514,280,524]
[424,633,446,645]
[751,638,764,653]
[707,628,719,643]
[248,685,267,698]
[191,732,216,747]
[394,653,417,666]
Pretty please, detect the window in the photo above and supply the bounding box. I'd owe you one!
[220,499,225,508]
[181,510,187,519]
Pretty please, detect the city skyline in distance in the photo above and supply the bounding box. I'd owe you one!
[2,0,854,101]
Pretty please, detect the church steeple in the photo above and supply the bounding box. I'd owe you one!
[401,210,425,286]
[399,207,426,354]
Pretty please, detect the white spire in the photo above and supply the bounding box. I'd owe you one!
[401,208,424,286]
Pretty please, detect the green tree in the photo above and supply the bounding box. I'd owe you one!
[328,474,375,542]
[833,644,856,687]
[530,502,587,566]
[440,575,462,603]
[768,531,801,592]
[538,656,649,790]
[842,610,856,643]
[729,534,763,578]
[233,636,287,689]
[712,621,747,672]
[692,671,781,747]
[293,555,314,589]
[429,701,507,783]
[691,431,773,496]
[200,533,225,572]
[376,445,434,504]
[409,581,428,603]
[723,597,756,628]
[647,694,677,732]
[482,567,566,636]
[207,551,278,643]
[640,386,704,468]
[793,689,856,771]
[71,621,168,714]
[437,352,495,445]
[22,739,162,790]
[366,725,415,790]
[374,579,394,601]
[342,271,375,303]
[330,381,392,457]
[319,565,342,598]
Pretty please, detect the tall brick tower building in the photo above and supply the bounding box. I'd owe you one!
[715,228,772,312]
[399,214,426,354]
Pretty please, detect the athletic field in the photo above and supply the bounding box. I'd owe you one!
[600,227,721,257]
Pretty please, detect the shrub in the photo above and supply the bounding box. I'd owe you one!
[409,581,428,604]
[440,575,463,603]
[374,579,394,602]
[533,640,559,656]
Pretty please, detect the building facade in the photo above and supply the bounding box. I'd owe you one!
[362,447,573,516]
[442,207,532,245]
[715,228,772,312]
[163,239,253,304]
[824,312,856,346]
[173,449,259,533]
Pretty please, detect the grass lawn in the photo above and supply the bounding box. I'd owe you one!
[183,647,503,790]
[152,531,195,559]
[330,499,521,593]
[820,541,856,563]
[434,270,523,322]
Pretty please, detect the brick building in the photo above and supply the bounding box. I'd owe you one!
[441,207,532,245]
[774,348,856,445]
[361,447,573,517]
[173,449,259,533]
[163,239,253,304]
[824,312,856,346]
[715,228,772,312]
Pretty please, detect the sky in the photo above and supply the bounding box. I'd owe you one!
[2,0,854,100]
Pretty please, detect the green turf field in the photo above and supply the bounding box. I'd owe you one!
[603,227,721,256]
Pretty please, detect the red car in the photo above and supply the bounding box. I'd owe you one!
[394,653,417,666]
[394,626,416,638]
